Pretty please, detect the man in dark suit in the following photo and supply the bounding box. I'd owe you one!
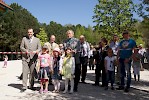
[20,28,41,92]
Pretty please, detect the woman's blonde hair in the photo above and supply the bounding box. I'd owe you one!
[66,30,74,35]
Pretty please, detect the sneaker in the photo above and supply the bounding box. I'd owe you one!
[124,88,129,92]
[43,89,48,93]
[39,89,43,94]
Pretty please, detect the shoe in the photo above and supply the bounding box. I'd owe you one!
[111,87,115,90]
[20,89,26,93]
[124,88,129,92]
[39,89,43,94]
[56,90,59,93]
[43,89,48,93]
[63,90,67,94]
[29,87,36,91]
[116,86,124,90]
[52,90,56,93]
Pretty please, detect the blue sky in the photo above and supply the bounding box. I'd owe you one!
[5,0,141,27]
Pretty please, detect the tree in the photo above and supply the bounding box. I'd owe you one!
[36,28,48,46]
[93,0,137,38]
[138,0,149,46]
[0,3,39,52]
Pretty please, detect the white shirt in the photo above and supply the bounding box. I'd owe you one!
[105,56,115,71]
[80,42,90,58]
[109,41,119,55]
[138,48,146,56]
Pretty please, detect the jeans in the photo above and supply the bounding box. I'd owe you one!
[119,58,132,88]
[105,70,115,87]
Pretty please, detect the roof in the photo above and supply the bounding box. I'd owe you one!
[0,0,13,11]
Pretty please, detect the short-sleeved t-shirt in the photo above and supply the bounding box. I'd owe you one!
[119,39,136,59]
[38,54,51,67]
[105,56,115,71]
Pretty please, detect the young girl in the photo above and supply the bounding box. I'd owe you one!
[104,48,116,90]
[3,55,8,68]
[132,48,142,81]
[51,48,62,93]
[37,45,52,94]
[60,48,75,94]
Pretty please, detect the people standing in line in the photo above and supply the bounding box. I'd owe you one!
[92,42,102,86]
[20,28,41,92]
[37,45,52,94]
[3,55,8,68]
[109,34,120,84]
[51,48,62,93]
[104,48,116,90]
[89,45,95,70]
[117,30,136,92]
[63,30,80,92]
[79,35,90,83]
[132,48,142,82]
[60,48,75,94]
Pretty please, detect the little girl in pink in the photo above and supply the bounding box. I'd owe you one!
[3,55,8,68]
[37,45,52,94]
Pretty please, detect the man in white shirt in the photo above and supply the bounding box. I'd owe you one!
[79,35,90,83]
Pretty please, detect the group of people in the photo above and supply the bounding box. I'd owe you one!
[19,28,145,94]
[20,29,91,94]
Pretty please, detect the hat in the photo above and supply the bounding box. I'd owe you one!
[42,45,48,49]
[53,48,60,52]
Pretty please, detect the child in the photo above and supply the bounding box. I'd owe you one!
[60,48,75,94]
[51,48,62,93]
[104,48,116,90]
[3,55,8,68]
[132,48,142,81]
[37,45,52,94]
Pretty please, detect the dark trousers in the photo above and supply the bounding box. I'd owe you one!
[119,58,131,88]
[105,70,115,87]
[89,56,94,70]
[95,64,101,85]
[101,63,106,86]
[80,56,88,82]
[74,64,81,91]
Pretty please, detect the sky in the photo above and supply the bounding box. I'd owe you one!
[4,0,141,27]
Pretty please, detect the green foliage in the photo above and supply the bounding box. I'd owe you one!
[0,3,39,52]
[36,28,48,46]
[93,0,137,38]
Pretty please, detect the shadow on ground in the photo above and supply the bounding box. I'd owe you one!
[15,70,149,100]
